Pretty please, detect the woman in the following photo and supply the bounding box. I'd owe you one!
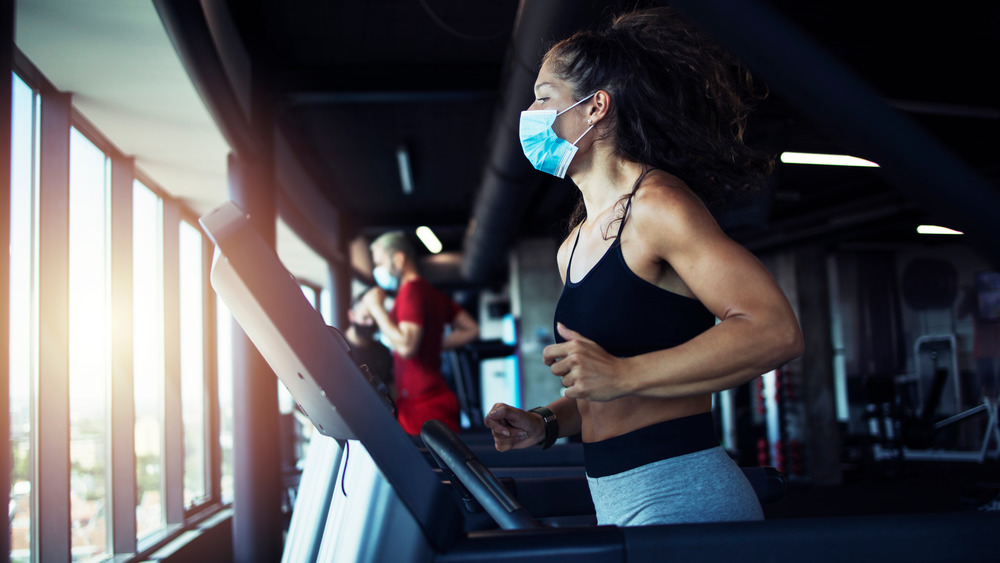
[485,8,804,526]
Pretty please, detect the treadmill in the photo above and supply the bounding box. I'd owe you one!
[201,201,998,563]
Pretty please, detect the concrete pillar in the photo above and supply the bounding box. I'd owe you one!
[510,238,563,410]
[793,246,842,486]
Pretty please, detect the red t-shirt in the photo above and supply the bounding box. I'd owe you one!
[390,277,462,434]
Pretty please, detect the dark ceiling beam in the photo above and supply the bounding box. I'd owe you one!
[153,0,260,158]
[285,90,494,107]
[273,131,346,266]
[157,0,349,285]
[738,194,919,254]
[268,64,503,96]
[886,100,1000,120]
[672,0,1000,259]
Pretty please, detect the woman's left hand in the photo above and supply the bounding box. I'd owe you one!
[543,323,628,402]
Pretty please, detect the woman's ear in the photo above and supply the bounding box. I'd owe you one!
[589,90,612,123]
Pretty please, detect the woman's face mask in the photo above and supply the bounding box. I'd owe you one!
[519,93,596,178]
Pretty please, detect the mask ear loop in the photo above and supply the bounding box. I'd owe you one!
[555,92,598,117]
[556,92,598,145]
[572,125,595,145]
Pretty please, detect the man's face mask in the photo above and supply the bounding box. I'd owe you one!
[519,93,596,178]
[372,265,398,292]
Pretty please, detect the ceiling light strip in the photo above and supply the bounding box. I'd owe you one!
[416,226,443,253]
[917,225,963,235]
[780,152,879,167]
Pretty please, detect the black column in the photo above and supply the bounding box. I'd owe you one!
[227,152,282,562]
[328,260,350,330]
[0,1,14,561]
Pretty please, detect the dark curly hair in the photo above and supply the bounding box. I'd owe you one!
[545,7,773,231]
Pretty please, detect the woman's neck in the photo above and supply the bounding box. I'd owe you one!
[571,150,646,222]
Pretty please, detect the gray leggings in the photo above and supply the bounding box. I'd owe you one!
[586,445,764,526]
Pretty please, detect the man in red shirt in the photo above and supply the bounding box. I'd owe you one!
[362,231,480,435]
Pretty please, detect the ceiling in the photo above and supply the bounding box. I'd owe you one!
[13,0,328,285]
[14,0,227,217]
[15,0,1000,288]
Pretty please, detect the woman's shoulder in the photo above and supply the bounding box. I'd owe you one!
[629,170,714,233]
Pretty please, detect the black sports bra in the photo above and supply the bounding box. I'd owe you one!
[552,194,716,358]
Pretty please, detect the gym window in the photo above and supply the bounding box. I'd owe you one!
[8,54,229,560]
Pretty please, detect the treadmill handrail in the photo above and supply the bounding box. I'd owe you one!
[422,420,541,530]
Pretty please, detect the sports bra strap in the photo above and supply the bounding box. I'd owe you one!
[616,198,632,239]
[567,167,655,280]
[615,167,654,239]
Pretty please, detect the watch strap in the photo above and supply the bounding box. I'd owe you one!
[529,406,559,449]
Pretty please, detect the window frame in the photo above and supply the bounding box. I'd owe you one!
[67,118,116,560]
[8,67,42,563]
[9,50,228,561]
[177,214,221,516]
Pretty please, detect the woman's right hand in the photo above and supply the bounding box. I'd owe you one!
[484,403,545,451]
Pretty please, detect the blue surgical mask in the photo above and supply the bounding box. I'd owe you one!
[519,93,596,178]
[372,265,398,292]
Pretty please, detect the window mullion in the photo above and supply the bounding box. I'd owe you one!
[203,234,222,506]
[109,155,137,554]
[162,198,184,524]
[36,89,72,561]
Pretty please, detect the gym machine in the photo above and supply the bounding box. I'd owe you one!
[868,335,1000,463]
[203,202,997,562]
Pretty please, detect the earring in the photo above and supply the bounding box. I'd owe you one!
[588,119,592,125]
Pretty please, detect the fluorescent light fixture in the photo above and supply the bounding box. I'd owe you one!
[415,226,443,253]
[396,145,414,195]
[917,225,963,235]
[780,152,879,167]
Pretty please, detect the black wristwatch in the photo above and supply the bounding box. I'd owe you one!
[529,406,559,450]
